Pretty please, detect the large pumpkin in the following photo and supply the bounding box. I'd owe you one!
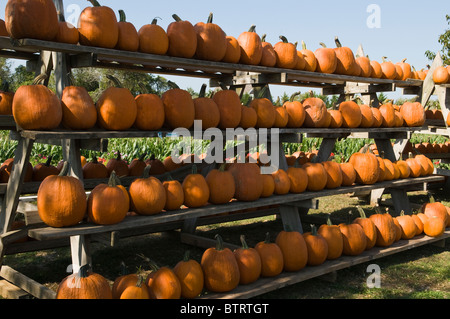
[194,13,227,62]
[134,93,165,130]
[61,85,97,130]
[237,25,263,65]
[37,162,87,228]
[369,211,397,247]
[314,43,337,74]
[161,87,195,129]
[166,14,197,58]
[5,0,59,41]
[227,163,263,201]
[201,234,240,292]
[400,101,425,127]
[212,88,242,129]
[273,36,298,69]
[129,166,166,215]
[78,0,119,48]
[205,164,235,204]
[233,235,262,285]
[339,100,362,128]
[348,152,380,185]
[275,228,308,272]
[138,18,169,55]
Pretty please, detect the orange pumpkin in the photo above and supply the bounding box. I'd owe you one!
[370,60,383,78]
[233,235,262,285]
[166,14,197,58]
[32,156,59,182]
[340,162,356,186]
[61,85,97,130]
[369,211,397,247]
[271,168,291,195]
[348,152,380,185]
[194,13,227,62]
[205,164,235,204]
[237,25,263,65]
[260,174,275,197]
[339,216,367,256]
[396,59,412,81]
[318,215,344,260]
[227,162,263,201]
[322,161,343,189]
[0,82,14,115]
[182,165,210,208]
[82,156,109,179]
[173,250,204,299]
[380,57,397,79]
[300,41,318,72]
[283,92,306,128]
[106,152,129,177]
[273,36,298,69]
[0,19,8,36]
[354,207,377,250]
[339,100,362,128]
[162,177,184,211]
[303,225,328,266]
[286,163,308,193]
[193,84,220,130]
[275,228,308,272]
[56,21,79,44]
[371,107,383,127]
[161,87,195,129]
[249,92,276,128]
[421,197,449,226]
[314,43,337,74]
[222,35,241,63]
[112,266,139,299]
[379,102,396,127]
[359,104,374,128]
[333,37,357,75]
[134,92,165,130]
[356,56,373,77]
[138,18,169,55]
[411,214,424,235]
[303,162,328,191]
[395,211,417,240]
[432,66,449,84]
[303,96,328,128]
[423,216,445,237]
[255,232,284,277]
[239,104,258,129]
[400,101,425,127]
[145,258,181,299]
[212,88,242,129]
[258,34,277,67]
[115,10,139,51]
[129,166,166,215]
[328,109,343,128]
[120,276,150,299]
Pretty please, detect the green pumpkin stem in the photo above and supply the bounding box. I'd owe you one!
[136,275,145,288]
[191,164,198,175]
[290,91,301,102]
[199,84,207,98]
[183,250,191,262]
[319,42,327,48]
[264,232,271,243]
[261,34,267,42]
[335,36,342,48]
[279,35,289,43]
[87,0,101,7]
[137,253,160,272]
[151,18,159,25]
[207,12,213,24]
[172,14,182,22]
[118,9,127,22]
[356,206,367,219]
[142,165,151,178]
[240,234,249,249]
[77,264,91,278]
[248,25,256,33]
[108,171,118,187]
[215,234,225,251]
[310,224,318,236]
[33,73,48,85]
[326,214,333,226]
[301,40,307,51]
[106,75,123,88]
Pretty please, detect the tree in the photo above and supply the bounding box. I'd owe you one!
[425,15,450,65]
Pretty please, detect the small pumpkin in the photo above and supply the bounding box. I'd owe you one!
[339,100,362,128]
[339,212,367,256]
[395,211,417,240]
[303,96,328,128]
[106,152,129,177]
[271,168,291,195]
[371,107,383,127]
[370,59,383,78]
[354,206,377,250]
[0,19,8,36]
[286,161,308,193]
[249,87,276,128]
[411,213,424,235]
[340,162,356,186]
[129,166,166,215]
[380,57,397,79]
[166,14,197,58]
[369,210,397,247]
[356,55,373,77]
[0,81,14,115]
[273,36,298,69]
[128,154,147,177]
[283,92,306,128]
[300,41,318,72]
[87,171,129,225]
[120,276,151,299]
[302,162,328,191]
[359,104,374,128]
[420,195,449,226]
[112,262,139,299]
[205,164,235,204]
[115,9,139,51]
[318,215,344,260]
[212,87,242,129]
[32,156,59,182]
[201,234,240,292]
[143,256,181,299]
[138,18,169,55]
[275,227,308,272]
[239,103,258,128]
[82,156,109,179]
[396,59,412,80]
[56,20,79,44]
[328,109,343,128]
[134,91,165,131]
[260,174,275,197]
[182,165,210,208]
[303,224,328,266]
[193,84,220,130]
[162,176,184,211]
[255,232,284,277]
[259,34,277,67]
[173,250,204,299]
[432,66,449,84]
[423,216,445,237]
[233,235,262,285]
[237,25,263,65]
[322,160,343,189]
[273,104,289,128]
[227,162,263,201]
[333,37,357,75]
[222,35,241,63]
[194,13,227,62]
[314,42,337,74]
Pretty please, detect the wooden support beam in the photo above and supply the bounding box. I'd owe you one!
[0,266,56,299]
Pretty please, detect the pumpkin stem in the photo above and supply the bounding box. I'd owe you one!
[382,56,388,63]
[279,35,289,43]
[301,40,307,51]
[59,161,69,176]
[310,224,318,236]
[191,164,198,175]
[108,171,118,187]
[77,264,91,278]
[106,75,123,88]
[44,155,53,167]
[33,73,48,85]
[326,214,333,226]
[289,91,301,102]
[214,234,225,251]
[151,17,161,25]
[261,34,267,42]
[207,12,213,24]
[183,250,191,262]
[427,192,436,203]
[319,42,327,48]
[334,36,342,48]
[240,234,249,249]
[402,58,407,63]
[264,232,271,243]
[218,163,226,172]
[199,84,207,98]
[167,80,180,89]
[141,165,151,178]
[118,9,127,22]
[400,210,405,216]
[356,206,367,219]
[137,253,160,272]
[248,25,256,33]
[87,0,101,7]
[136,275,145,288]
[1,80,10,92]
[119,261,130,276]
[172,14,182,22]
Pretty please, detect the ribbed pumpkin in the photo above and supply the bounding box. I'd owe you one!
[193,84,220,130]
[421,195,449,226]
[255,232,284,277]
[260,174,275,197]
[286,162,308,193]
[339,213,367,256]
[144,257,181,299]
[201,234,240,292]
[400,101,425,127]
[354,206,377,250]
[222,35,241,63]
[162,177,184,211]
[356,55,373,77]
[258,34,277,67]
[111,264,139,299]
[134,92,165,131]
[138,18,169,55]
[205,164,235,204]
[303,96,328,128]
[348,152,380,185]
[249,91,276,128]
[0,18,9,36]
[129,166,166,215]
[32,156,59,182]
[318,215,343,260]
[78,0,118,48]
[82,156,109,179]
[302,162,327,191]
[303,224,328,266]
[87,171,129,225]
[161,87,195,129]
[0,82,14,115]
[328,109,343,128]
[273,104,289,128]
[283,92,306,128]
[380,57,397,79]
[340,162,356,186]
[237,25,262,65]
[423,216,445,237]
[300,41,318,72]
[273,36,298,69]
[271,168,291,195]
[166,14,197,58]
[371,107,383,127]
[227,163,263,201]
[106,152,129,177]
[406,153,423,178]
[212,88,242,129]
[239,104,257,129]
[233,235,262,285]
[115,9,139,51]
[322,160,343,189]
[432,66,449,84]
[396,59,412,80]
[415,154,434,176]
[37,162,87,228]
[395,211,417,240]
[369,211,397,247]
[370,59,383,78]
[333,37,357,75]
[411,214,424,235]
[13,75,62,130]
[56,20,79,44]
[339,100,362,128]
[182,165,209,208]
[96,76,137,131]
[383,158,395,181]
[5,0,59,41]
[359,104,374,128]
[120,276,150,299]
[56,264,112,299]
[314,42,337,74]
[61,85,97,130]
[173,250,204,299]
[275,227,308,272]
[194,13,227,62]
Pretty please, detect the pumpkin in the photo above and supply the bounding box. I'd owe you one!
[273,104,289,128]
[106,152,129,177]
[322,160,343,189]
[61,85,97,130]
[249,89,276,128]
[212,88,242,129]
[56,20,79,44]
[112,263,139,299]
[239,104,258,129]
[348,152,380,185]
[369,211,397,247]
[417,212,429,227]
[237,25,263,65]
[134,92,165,130]
[376,155,386,182]
[87,171,129,225]
[144,257,181,299]
[395,211,417,240]
[286,162,308,193]
[270,168,290,195]
[432,66,449,84]
[97,76,137,131]
[12,75,62,130]
[56,264,112,299]
[205,164,235,204]
[370,60,383,78]
[161,87,195,129]
[371,107,383,127]
[340,162,356,186]
[333,37,357,75]
[260,174,275,197]
[314,42,337,74]
[201,234,240,292]
[227,163,263,201]
[283,92,306,128]
[447,206,450,227]
[194,13,227,62]
[145,155,167,175]
[0,19,8,36]
[182,165,210,208]
[303,162,328,191]
[255,232,284,277]
[380,57,397,79]
[339,213,367,256]
[32,156,59,182]
[317,215,344,259]
[78,0,118,48]
[396,160,411,179]
[415,154,434,176]
[300,41,318,72]
[359,104,374,128]
[163,155,183,172]
[193,84,220,130]
[5,0,59,41]
[411,214,424,235]
[128,166,166,215]
[138,18,169,55]
[275,227,308,272]
[37,162,87,228]
[222,36,241,63]
[392,217,402,242]
[423,216,445,237]
[166,14,197,58]
[356,55,373,77]
[421,196,449,226]
[303,224,328,266]
[115,9,139,51]
[328,109,343,128]
[396,59,412,80]
[259,34,277,67]
[83,156,109,179]
[303,96,328,128]
[120,276,150,299]
[405,153,423,178]
[400,101,425,127]
[173,250,204,298]
[233,235,262,284]
[273,36,298,69]
[383,158,395,181]
[339,100,362,128]
[0,82,14,115]
[162,176,184,211]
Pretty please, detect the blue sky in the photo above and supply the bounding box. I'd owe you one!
[3,0,450,99]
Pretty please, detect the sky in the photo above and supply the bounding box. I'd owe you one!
[2,0,450,100]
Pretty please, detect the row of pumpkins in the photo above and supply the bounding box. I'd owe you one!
[1,0,434,81]
[35,148,435,228]
[2,73,431,132]
[56,203,450,299]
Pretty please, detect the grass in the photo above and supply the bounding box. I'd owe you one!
[3,189,449,300]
